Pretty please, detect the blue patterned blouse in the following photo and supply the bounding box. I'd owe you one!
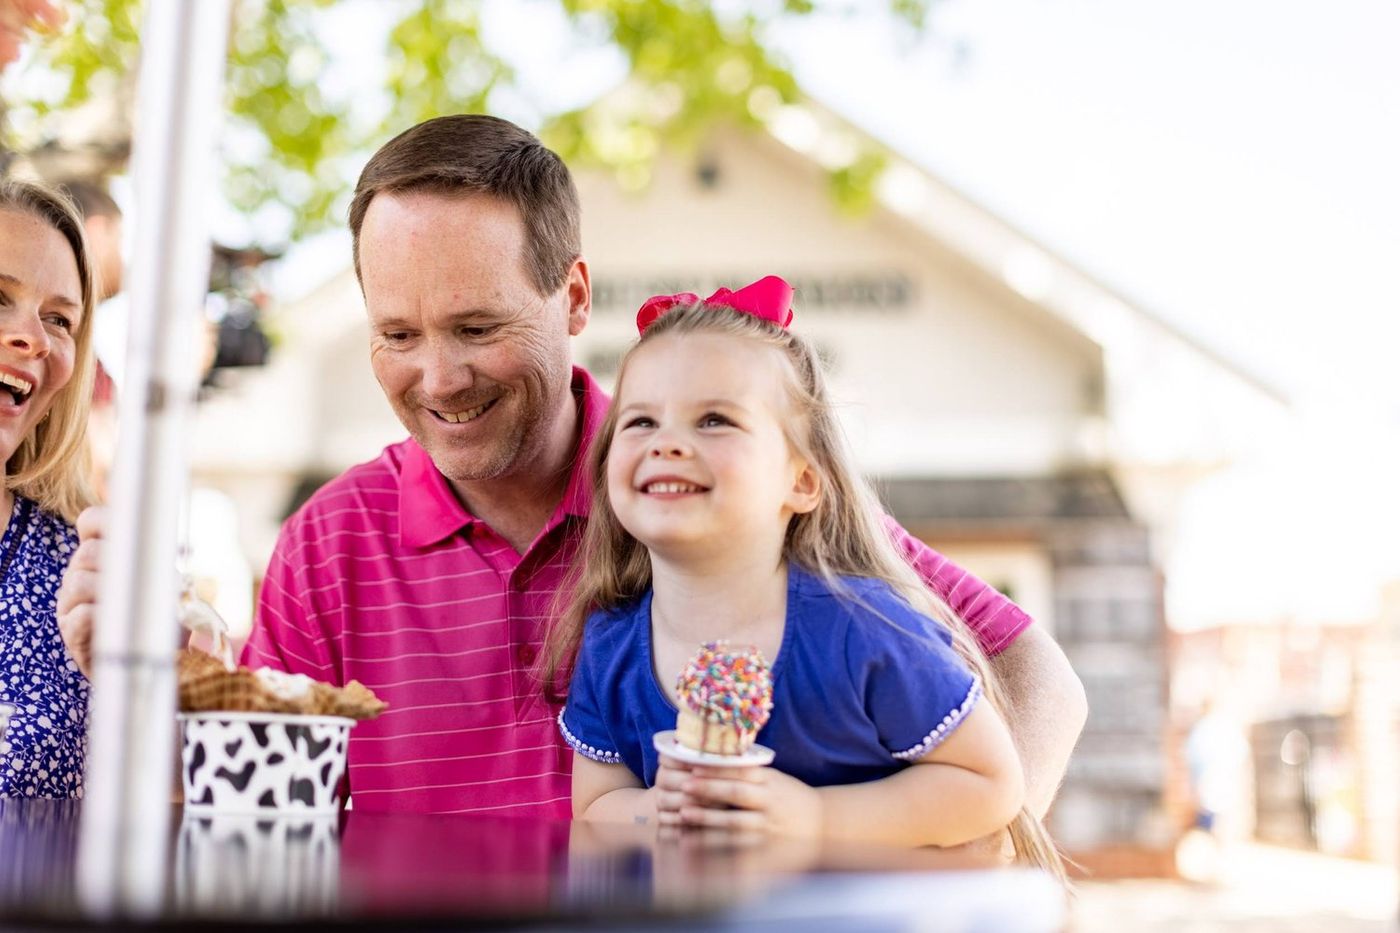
[0,495,89,798]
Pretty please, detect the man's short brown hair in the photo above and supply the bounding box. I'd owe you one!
[348,114,581,296]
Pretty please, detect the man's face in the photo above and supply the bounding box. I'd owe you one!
[359,190,589,487]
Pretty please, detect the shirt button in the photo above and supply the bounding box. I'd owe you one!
[516,645,537,665]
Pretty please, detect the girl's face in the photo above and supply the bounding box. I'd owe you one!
[0,209,82,468]
[607,332,818,563]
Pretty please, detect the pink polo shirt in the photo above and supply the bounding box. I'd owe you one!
[244,367,1032,817]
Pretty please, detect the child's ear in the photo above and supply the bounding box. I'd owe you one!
[786,461,821,515]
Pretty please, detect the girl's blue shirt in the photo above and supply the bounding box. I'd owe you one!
[0,495,89,798]
[560,565,981,788]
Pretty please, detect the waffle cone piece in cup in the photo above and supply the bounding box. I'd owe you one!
[177,649,387,720]
[674,641,774,755]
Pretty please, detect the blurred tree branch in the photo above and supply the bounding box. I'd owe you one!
[2,0,930,244]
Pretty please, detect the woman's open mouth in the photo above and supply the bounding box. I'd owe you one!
[0,372,34,410]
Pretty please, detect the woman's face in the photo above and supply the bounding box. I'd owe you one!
[0,209,82,468]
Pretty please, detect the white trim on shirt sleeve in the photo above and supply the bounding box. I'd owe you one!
[557,709,622,764]
[891,676,983,761]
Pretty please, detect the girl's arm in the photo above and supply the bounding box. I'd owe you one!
[819,701,1024,847]
[572,752,655,822]
[576,754,703,826]
[681,701,1023,848]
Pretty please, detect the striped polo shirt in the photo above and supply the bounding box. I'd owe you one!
[243,367,1032,817]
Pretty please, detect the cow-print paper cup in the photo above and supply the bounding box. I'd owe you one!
[178,712,352,815]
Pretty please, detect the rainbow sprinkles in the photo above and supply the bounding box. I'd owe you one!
[673,641,775,755]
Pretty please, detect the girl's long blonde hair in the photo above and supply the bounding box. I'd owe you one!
[543,302,1064,879]
[1,179,97,523]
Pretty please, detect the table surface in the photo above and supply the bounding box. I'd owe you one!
[0,800,1067,930]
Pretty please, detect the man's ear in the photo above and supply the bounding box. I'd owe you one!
[787,461,821,515]
[565,257,591,336]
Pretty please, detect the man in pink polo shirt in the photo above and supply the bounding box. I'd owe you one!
[59,115,1086,820]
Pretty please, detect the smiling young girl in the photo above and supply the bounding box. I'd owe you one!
[547,277,1062,871]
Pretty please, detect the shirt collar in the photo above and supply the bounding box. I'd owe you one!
[397,366,611,550]
[558,366,609,521]
[398,438,471,549]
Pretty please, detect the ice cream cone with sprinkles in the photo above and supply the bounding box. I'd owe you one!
[674,641,774,755]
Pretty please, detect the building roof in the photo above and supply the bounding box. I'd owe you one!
[879,471,1132,527]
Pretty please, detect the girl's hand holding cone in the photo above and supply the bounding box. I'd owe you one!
[670,764,823,838]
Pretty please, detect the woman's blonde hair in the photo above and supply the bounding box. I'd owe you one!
[1,178,97,523]
[543,302,1065,879]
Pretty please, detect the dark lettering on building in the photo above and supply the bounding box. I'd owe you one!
[591,273,914,314]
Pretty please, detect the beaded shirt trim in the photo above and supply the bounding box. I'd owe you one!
[891,676,983,761]
[557,709,622,764]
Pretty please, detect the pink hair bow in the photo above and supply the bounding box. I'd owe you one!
[635,275,795,335]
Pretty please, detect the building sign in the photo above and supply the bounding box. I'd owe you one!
[591,272,915,314]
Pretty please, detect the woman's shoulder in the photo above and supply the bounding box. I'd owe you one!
[16,495,78,563]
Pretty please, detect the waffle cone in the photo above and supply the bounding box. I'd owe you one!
[179,668,290,715]
[175,649,388,720]
[306,680,387,719]
[177,647,228,681]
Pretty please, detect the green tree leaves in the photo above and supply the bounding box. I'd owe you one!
[5,0,920,245]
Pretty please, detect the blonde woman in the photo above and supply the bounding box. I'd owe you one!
[0,178,97,797]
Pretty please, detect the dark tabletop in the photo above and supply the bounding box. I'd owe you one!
[0,800,1066,931]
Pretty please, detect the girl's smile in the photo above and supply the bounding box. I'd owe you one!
[637,474,711,497]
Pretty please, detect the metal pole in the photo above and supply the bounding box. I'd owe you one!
[77,0,230,918]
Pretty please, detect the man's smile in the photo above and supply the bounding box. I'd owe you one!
[430,396,499,424]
